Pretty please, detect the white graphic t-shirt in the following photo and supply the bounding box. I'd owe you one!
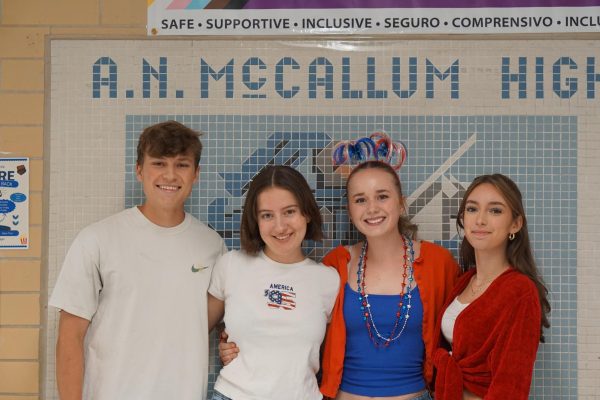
[209,250,339,400]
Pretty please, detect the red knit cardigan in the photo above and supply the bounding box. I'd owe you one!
[432,268,542,400]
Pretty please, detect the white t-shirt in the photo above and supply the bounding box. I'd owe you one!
[50,207,226,400]
[209,250,339,400]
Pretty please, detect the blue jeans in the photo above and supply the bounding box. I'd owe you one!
[212,389,431,400]
[411,391,433,400]
[211,390,233,400]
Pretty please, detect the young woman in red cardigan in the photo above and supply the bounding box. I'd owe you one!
[432,174,551,400]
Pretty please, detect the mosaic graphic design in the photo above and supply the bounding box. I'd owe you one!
[125,114,577,398]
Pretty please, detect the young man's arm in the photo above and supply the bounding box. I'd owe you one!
[207,293,225,332]
[56,311,90,400]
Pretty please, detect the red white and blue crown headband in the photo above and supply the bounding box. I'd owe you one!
[331,132,407,171]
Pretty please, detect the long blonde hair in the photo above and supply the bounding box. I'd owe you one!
[346,160,418,240]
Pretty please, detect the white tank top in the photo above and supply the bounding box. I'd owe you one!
[441,297,470,345]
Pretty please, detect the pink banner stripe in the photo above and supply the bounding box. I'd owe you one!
[167,0,193,9]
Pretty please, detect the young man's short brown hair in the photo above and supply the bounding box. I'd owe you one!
[137,121,203,166]
[240,165,323,254]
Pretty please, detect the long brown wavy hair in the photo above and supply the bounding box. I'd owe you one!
[456,174,551,342]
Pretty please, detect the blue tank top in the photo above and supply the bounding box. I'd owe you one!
[340,283,426,396]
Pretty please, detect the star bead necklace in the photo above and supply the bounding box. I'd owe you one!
[356,236,415,348]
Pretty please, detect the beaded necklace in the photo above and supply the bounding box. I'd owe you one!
[356,237,415,348]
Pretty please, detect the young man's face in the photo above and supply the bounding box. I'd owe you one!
[136,152,199,214]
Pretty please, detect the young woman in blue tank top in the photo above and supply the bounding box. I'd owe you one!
[331,159,430,400]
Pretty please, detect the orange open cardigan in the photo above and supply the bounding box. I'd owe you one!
[320,242,460,398]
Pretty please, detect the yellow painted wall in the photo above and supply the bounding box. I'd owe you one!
[0,1,146,397]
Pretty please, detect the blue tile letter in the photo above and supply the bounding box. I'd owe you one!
[92,57,117,98]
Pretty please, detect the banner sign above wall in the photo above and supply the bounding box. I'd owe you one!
[147,0,600,35]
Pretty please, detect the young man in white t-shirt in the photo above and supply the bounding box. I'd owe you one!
[50,121,226,400]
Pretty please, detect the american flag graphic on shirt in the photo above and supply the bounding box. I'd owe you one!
[264,284,296,310]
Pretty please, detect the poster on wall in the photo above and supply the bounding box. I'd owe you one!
[0,158,29,249]
[148,0,600,35]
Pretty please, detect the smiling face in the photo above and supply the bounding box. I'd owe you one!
[462,182,522,255]
[256,186,308,264]
[135,152,199,224]
[346,167,405,240]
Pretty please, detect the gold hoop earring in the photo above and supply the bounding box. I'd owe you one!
[509,232,515,241]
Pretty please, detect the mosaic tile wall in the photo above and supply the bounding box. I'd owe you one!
[47,39,597,399]
[125,114,576,397]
